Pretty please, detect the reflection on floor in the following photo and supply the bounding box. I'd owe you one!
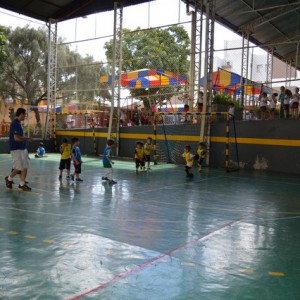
[0,153,300,299]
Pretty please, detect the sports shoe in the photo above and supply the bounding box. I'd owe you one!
[18,184,31,191]
[102,177,109,181]
[108,180,117,185]
[76,178,83,182]
[147,167,152,171]
[59,175,62,180]
[70,174,74,181]
[5,176,13,189]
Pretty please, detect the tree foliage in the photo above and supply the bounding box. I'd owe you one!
[0,26,110,123]
[0,26,7,70]
[104,25,190,108]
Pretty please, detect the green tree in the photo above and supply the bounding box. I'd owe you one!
[56,45,111,106]
[104,25,190,108]
[0,26,48,124]
[0,26,110,124]
[0,26,7,70]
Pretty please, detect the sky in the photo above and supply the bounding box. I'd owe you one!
[0,0,241,62]
[0,0,249,105]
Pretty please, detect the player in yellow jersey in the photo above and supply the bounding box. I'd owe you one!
[134,141,145,173]
[59,138,71,180]
[195,142,206,173]
[144,137,155,170]
[182,145,194,178]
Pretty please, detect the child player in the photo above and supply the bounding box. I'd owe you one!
[59,138,71,180]
[182,145,194,178]
[144,137,155,170]
[102,139,117,185]
[35,142,46,158]
[195,142,206,173]
[71,137,83,182]
[135,141,145,173]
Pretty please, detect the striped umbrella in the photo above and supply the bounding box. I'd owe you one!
[100,68,187,87]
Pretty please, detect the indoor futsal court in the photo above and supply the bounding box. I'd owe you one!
[1,153,300,299]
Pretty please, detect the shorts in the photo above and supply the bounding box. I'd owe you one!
[59,158,71,170]
[197,103,203,112]
[11,149,29,171]
[135,159,145,168]
[144,155,150,162]
[103,163,112,168]
[198,157,205,166]
[292,102,299,109]
[260,106,266,111]
[284,104,289,110]
[74,162,81,174]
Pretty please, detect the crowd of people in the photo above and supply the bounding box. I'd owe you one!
[258,86,300,120]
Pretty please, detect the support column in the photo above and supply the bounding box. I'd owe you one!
[266,47,274,88]
[45,20,58,141]
[107,2,123,157]
[200,0,215,161]
[240,31,250,106]
[188,0,204,108]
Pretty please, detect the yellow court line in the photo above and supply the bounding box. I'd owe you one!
[269,272,285,276]
[24,235,36,239]
[8,231,18,235]
[43,239,55,244]
[239,269,255,274]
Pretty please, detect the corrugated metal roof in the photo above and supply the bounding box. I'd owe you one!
[0,0,300,69]
[0,0,153,22]
[212,0,300,69]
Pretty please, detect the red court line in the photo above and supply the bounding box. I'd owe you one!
[65,212,256,300]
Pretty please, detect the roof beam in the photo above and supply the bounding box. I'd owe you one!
[265,29,300,45]
[239,4,300,32]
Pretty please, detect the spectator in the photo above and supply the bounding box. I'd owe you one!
[284,89,292,119]
[269,93,278,120]
[197,91,204,112]
[228,103,235,119]
[120,109,127,126]
[278,86,285,119]
[132,105,140,126]
[291,87,300,119]
[258,92,268,120]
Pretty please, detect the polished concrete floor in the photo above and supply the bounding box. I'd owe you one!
[0,153,300,300]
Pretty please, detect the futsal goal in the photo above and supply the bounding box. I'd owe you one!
[153,111,239,172]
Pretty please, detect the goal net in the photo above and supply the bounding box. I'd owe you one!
[153,112,239,171]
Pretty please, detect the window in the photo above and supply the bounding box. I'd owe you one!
[256,64,263,73]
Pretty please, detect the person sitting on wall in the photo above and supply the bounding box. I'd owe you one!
[35,142,46,158]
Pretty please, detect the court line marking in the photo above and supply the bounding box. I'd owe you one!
[65,211,258,300]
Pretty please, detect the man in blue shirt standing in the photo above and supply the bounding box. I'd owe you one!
[5,107,32,191]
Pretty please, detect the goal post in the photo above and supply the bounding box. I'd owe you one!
[153,111,239,172]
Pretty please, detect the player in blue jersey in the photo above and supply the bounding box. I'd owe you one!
[102,139,117,185]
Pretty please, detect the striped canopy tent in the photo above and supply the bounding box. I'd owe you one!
[200,69,262,95]
[100,68,187,88]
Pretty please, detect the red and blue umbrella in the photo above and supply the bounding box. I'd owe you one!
[100,68,187,88]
